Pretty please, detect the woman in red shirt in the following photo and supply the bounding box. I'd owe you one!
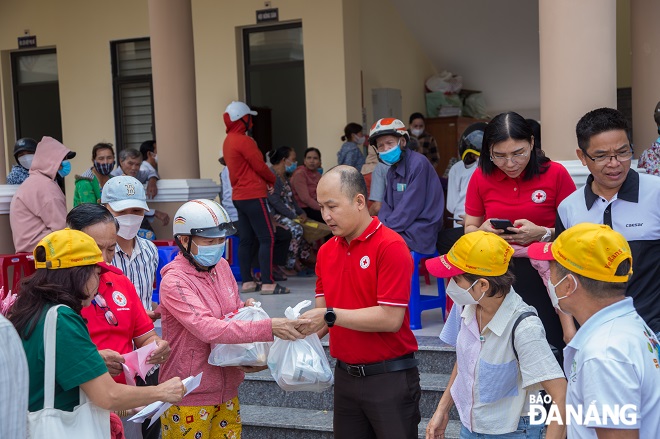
[290,147,323,223]
[463,111,576,353]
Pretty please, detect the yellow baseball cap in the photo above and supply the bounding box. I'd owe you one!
[34,228,122,275]
[528,223,632,283]
[426,231,514,278]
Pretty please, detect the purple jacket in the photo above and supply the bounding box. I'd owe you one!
[378,149,444,254]
[159,254,273,406]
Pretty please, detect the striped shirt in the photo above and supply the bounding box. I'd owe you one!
[441,290,564,435]
[113,237,158,311]
[0,314,28,438]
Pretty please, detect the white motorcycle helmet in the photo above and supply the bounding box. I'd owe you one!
[173,199,236,269]
[368,117,410,146]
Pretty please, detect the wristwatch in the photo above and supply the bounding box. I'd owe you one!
[324,307,337,328]
[540,227,552,242]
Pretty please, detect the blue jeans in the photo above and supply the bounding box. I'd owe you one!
[459,416,543,438]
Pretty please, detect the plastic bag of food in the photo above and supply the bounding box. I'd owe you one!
[267,300,334,392]
[208,302,271,367]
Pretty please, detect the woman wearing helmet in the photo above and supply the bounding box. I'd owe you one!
[369,118,445,255]
[158,199,306,438]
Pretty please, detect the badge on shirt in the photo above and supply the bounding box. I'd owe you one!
[531,189,547,203]
[396,183,407,192]
[112,291,128,307]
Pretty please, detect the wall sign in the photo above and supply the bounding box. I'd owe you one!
[256,8,278,23]
[18,35,37,49]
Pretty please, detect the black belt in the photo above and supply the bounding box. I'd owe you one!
[336,353,418,377]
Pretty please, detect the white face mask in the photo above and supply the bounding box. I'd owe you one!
[547,274,574,315]
[411,128,424,137]
[446,278,484,306]
[354,135,365,145]
[18,154,35,170]
[115,214,143,240]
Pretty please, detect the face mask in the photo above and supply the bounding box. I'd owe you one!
[547,274,574,315]
[446,278,484,306]
[153,154,158,164]
[285,161,298,173]
[18,154,34,170]
[58,160,72,178]
[115,214,143,240]
[317,167,324,175]
[378,143,402,165]
[94,161,115,176]
[411,128,424,137]
[354,135,365,145]
[192,240,225,267]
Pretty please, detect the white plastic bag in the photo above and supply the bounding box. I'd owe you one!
[208,302,272,367]
[267,300,334,392]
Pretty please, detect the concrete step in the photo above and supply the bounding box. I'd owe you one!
[239,369,459,420]
[240,405,463,439]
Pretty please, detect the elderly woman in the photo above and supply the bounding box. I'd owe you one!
[425,231,567,439]
[159,200,306,438]
[291,147,323,222]
[463,112,576,351]
[9,229,185,438]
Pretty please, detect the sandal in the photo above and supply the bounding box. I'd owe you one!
[260,283,290,295]
[241,282,262,293]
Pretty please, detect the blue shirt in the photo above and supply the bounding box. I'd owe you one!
[564,297,660,439]
[337,142,365,171]
[378,149,444,254]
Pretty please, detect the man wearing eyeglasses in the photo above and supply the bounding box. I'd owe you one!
[556,107,660,340]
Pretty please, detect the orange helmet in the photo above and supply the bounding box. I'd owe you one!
[368,118,409,146]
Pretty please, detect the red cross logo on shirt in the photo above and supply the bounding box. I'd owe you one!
[531,190,547,204]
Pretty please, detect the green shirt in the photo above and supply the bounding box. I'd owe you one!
[22,305,107,412]
[73,172,102,207]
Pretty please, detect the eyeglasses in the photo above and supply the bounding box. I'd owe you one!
[93,293,118,326]
[582,147,633,165]
[490,145,531,165]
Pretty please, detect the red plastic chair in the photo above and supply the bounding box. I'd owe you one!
[0,253,36,294]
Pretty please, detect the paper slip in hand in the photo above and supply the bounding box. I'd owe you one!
[122,363,137,386]
[123,341,158,381]
[129,372,203,427]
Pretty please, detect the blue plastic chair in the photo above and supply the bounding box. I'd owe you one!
[409,250,446,330]
[152,246,179,304]
[225,235,241,282]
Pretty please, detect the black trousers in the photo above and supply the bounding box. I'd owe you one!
[333,365,421,439]
[436,226,464,255]
[234,198,275,284]
[137,368,160,439]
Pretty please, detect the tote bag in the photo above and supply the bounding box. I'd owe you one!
[27,305,110,438]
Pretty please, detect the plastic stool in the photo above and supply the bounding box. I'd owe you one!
[409,250,446,330]
[225,235,241,282]
[152,246,179,304]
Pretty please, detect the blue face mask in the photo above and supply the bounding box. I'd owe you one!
[192,240,226,267]
[378,143,402,165]
[285,162,298,173]
[317,167,324,175]
[58,160,72,178]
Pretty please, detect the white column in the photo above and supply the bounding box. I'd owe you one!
[147,0,200,179]
[539,0,617,160]
[631,0,660,155]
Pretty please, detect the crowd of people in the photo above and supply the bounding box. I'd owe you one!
[0,98,659,439]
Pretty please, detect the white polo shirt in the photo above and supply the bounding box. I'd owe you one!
[564,297,660,439]
[441,290,564,434]
[556,170,660,333]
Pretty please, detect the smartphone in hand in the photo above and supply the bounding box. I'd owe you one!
[490,219,517,234]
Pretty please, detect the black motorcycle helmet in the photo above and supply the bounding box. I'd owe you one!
[13,137,38,163]
[458,122,487,161]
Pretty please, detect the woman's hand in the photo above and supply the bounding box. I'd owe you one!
[157,377,187,404]
[245,298,256,307]
[148,339,171,365]
[425,408,450,439]
[505,219,546,246]
[477,219,506,235]
[99,349,125,377]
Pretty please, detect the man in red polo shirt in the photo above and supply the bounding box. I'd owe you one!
[300,165,420,439]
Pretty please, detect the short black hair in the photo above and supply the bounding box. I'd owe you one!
[67,203,119,232]
[553,259,630,298]
[327,165,367,200]
[268,146,293,165]
[409,112,425,124]
[575,108,631,151]
[480,111,550,181]
[139,140,156,160]
[92,143,114,161]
